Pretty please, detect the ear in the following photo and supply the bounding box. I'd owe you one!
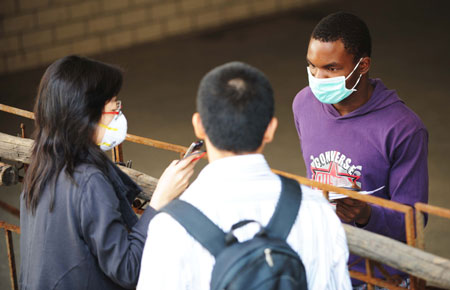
[262,117,278,144]
[192,112,206,139]
[359,57,371,75]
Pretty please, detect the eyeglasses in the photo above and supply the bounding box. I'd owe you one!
[103,100,123,115]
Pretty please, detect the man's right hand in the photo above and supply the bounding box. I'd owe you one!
[335,198,372,226]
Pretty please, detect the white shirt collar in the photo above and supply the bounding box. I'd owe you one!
[181,153,275,202]
[197,153,271,180]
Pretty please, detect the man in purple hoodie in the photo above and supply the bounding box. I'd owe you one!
[292,12,428,288]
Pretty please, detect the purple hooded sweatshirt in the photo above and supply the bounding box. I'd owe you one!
[292,78,428,285]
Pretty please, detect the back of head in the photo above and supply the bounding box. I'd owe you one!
[34,55,122,134]
[312,11,371,60]
[25,55,123,212]
[197,62,274,153]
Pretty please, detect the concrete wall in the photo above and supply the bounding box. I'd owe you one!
[0,0,320,75]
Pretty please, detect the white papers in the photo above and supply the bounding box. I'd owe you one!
[328,186,385,200]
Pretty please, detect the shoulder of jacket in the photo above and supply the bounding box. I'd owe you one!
[72,164,110,193]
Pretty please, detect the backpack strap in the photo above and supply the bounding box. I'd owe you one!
[160,175,303,256]
[161,199,226,257]
[265,175,302,240]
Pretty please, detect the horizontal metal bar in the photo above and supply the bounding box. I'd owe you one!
[126,133,188,154]
[0,201,20,218]
[2,102,450,289]
[415,202,450,219]
[0,221,20,234]
[272,169,412,214]
[0,103,194,156]
[349,270,406,290]
[0,104,34,120]
[0,106,427,221]
[0,104,430,217]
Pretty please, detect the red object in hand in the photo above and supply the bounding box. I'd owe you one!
[191,152,206,163]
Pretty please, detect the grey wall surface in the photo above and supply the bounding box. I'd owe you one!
[0,0,322,75]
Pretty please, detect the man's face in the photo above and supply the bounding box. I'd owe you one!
[306,38,359,85]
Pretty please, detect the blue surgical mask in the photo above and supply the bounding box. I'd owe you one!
[307,58,363,104]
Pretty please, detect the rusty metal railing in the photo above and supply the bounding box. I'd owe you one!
[1,103,449,289]
[271,169,419,289]
[0,222,20,290]
[415,203,450,251]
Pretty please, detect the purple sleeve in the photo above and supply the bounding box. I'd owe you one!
[292,97,301,139]
[359,128,428,241]
[79,173,157,289]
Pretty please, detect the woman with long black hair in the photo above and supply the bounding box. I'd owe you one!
[20,55,199,290]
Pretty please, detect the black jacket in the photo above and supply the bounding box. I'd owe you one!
[20,161,157,290]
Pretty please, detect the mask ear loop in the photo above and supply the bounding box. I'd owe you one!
[349,74,363,92]
[345,58,363,81]
[345,58,363,91]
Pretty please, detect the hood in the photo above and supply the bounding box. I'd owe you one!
[323,78,404,120]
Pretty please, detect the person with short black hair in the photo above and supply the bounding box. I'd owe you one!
[292,12,428,288]
[197,61,274,153]
[311,11,371,62]
[137,61,351,289]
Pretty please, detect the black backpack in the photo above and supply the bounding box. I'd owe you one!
[161,175,308,290]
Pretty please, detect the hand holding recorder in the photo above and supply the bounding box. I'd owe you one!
[181,140,206,162]
[149,140,205,209]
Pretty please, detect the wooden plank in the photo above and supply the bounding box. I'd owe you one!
[2,131,450,288]
[344,224,450,288]
[0,132,157,201]
[0,132,33,164]
[117,165,157,201]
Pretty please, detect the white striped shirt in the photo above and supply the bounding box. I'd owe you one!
[137,154,351,290]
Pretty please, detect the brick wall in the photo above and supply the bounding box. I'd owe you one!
[0,0,321,75]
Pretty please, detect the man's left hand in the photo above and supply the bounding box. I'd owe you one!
[335,198,372,226]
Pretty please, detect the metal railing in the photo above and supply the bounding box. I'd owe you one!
[0,222,20,290]
[1,103,449,290]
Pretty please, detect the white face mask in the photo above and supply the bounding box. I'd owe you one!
[98,111,127,151]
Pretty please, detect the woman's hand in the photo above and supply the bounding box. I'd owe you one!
[149,152,205,210]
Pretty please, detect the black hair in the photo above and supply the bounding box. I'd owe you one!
[24,55,123,213]
[312,12,371,61]
[197,61,274,153]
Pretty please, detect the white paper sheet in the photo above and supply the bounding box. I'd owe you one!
[328,186,385,200]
